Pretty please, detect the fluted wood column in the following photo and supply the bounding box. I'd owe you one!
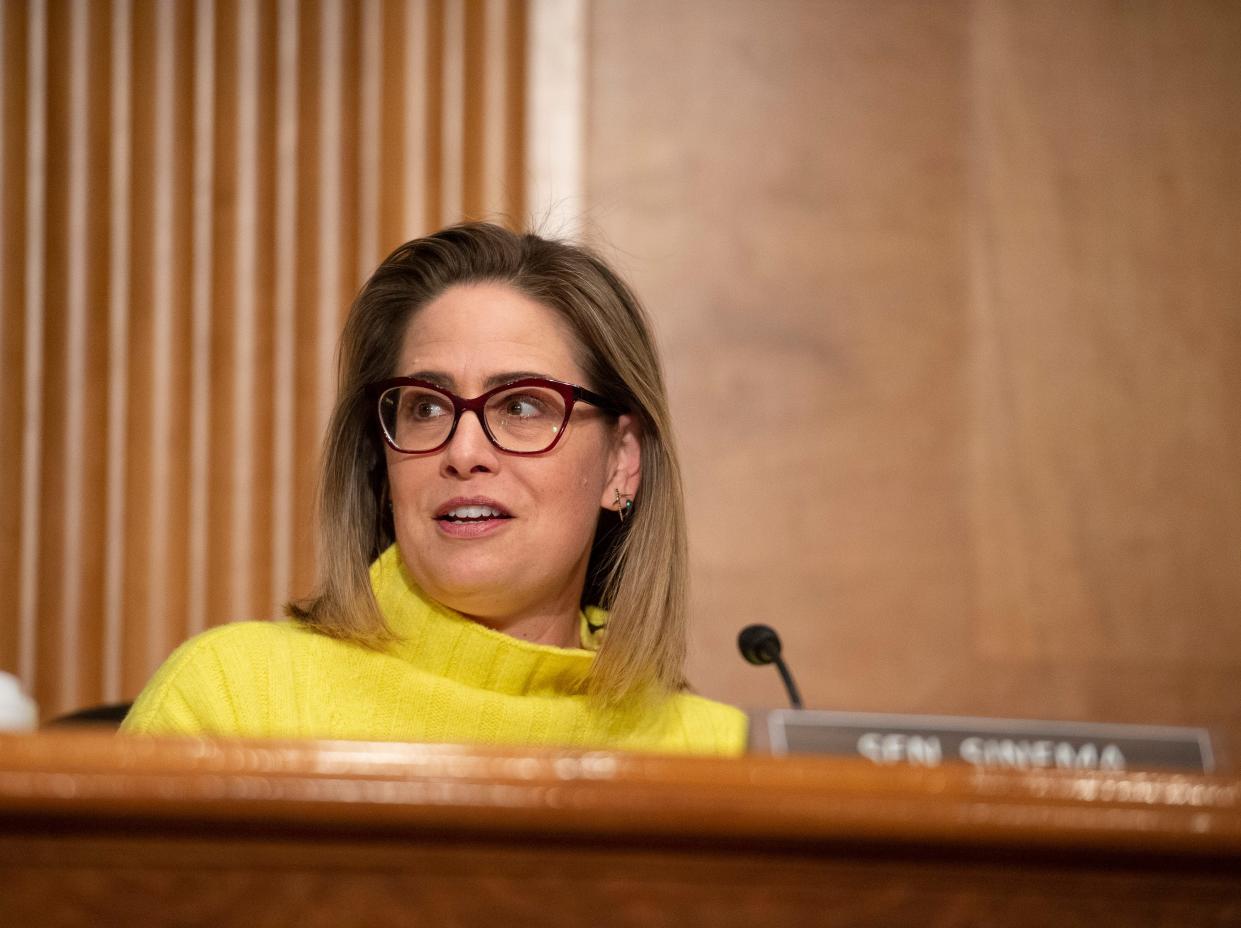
[0,0,531,717]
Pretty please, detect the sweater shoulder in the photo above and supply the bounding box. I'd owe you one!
[120,620,319,736]
[146,619,317,682]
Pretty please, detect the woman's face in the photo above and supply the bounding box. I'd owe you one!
[386,282,641,638]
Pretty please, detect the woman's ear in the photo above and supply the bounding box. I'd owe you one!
[600,413,642,509]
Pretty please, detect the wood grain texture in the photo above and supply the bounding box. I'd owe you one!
[4,841,1238,928]
[0,733,1239,926]
[585,1,1241,752]
[967,1,1241,663]
[0,0,529,719]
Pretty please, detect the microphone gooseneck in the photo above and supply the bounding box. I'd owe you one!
[737,624,804,710]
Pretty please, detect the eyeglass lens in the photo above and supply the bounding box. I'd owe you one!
[379,384,568,453]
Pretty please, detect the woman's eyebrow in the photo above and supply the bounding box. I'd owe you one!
[405,370,553,391]
[483,370,552,389]
[406,370,453,388]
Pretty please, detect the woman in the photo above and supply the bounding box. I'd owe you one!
[122,223,747,755]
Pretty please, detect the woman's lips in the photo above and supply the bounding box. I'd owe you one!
[433,498,514,538]
[435,517,512,538]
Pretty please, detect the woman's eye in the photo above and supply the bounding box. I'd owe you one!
[504,395,547,418]
[405,396,448,420]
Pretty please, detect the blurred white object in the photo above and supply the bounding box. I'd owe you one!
[0,672,38,730]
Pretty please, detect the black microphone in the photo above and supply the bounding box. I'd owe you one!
[737,624,804,710]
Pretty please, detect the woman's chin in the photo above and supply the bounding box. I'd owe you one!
[401,526,514,585]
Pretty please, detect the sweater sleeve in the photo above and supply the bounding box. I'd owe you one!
[120,625,260,736]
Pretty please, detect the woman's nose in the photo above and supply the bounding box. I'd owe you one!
[441,409,499,476]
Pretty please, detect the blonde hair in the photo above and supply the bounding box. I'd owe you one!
[289,223,688,702]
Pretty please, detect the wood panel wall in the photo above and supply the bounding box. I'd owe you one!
[6,0,1238,752]
[586,0,1241,755]
[0,0,528,717]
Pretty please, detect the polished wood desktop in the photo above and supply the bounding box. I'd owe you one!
[1,731,1239,926]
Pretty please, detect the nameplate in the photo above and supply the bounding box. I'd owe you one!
[765,710,1214,773]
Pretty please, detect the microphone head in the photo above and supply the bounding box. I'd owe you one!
[737,624,782,666]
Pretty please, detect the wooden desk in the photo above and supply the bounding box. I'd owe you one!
[1,731,1239,926]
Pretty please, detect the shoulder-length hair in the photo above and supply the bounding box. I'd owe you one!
[288,223,688,703]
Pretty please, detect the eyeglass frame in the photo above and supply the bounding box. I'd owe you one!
[367,375,626,456]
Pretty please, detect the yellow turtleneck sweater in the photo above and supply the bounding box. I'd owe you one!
[121,544,748,755]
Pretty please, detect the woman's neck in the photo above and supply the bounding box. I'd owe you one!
[432,561,591,650]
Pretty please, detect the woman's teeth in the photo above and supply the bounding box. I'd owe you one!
[440,505,508,522]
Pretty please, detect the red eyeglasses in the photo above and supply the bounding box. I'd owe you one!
[369,376,624,455]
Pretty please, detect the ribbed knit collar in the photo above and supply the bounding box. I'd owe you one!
[369,543,607,698]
